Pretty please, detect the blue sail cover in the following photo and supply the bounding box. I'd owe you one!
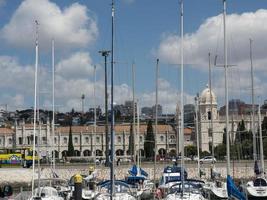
[227,175,246,200]
[128,165,148,177]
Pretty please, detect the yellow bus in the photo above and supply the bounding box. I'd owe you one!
[0,148,38,168]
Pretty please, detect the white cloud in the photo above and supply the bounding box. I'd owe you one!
[56,52,94,80]
[157,9,267,71]
[140,79,194,113]
[156,9,267,104]
[1,0,98,50]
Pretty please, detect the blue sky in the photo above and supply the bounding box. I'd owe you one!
[0,0,267,113]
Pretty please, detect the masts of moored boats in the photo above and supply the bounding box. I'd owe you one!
[154,58,159,187]
[132,62,136,164]
[110,0,115,198]
[179,0,185,195]
[32,19,39,197]
[136,100,141,168]
[52,39,56,171]
[223,0,230,177]
[250,39,257,162]
[94,65,97,169]
[194,94,200,178]
[208,52,214,159]
[258,98,264,173]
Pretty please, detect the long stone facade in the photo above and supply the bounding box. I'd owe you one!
[0,123,179,159]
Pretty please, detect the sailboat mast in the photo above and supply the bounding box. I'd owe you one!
[258,98,264,173]
[52,39,55,171]
[195,94,200,178]
[209,53,214,158]
[137,100,140,168]
[32,19,39,197]
[154,58,159,185]
[110,0,115,198]
[223,0,230,176]
[179,0,185,195]
[94,65,97,169]
[132,62,136,163]
[250,39,257,162]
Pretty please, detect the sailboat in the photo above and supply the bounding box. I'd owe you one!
[204,54,227,199]
[164,1,206,200]
[244,39,267,199]
[95,1,136,199]
[125,96,154,200]
[219,1,246,199]
[15,23,70,200]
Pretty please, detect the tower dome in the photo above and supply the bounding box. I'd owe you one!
[200,85,217,105]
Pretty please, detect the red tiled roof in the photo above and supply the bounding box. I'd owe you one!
[0,128,14,135]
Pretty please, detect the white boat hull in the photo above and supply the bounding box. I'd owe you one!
[82,189,99,199]
[95,193,136,200]
[246,180,267,198]
[205,181,228,199]
[165,192,206,200]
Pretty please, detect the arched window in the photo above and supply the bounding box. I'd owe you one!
[160,136,164,142]
[117,136,121,143]
[139,136,142,142]
[64,137,67,144]
[8,138,12,145]
[96,136,100,143]
[54,137,57,144]
[85,137,89,144]
[74,137,78,143]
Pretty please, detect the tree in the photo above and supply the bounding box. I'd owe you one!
[214,144,226,160]
[144,120,155,159]
[128,122,134,156]
[262,116,267,137]
[67,111,75,157]
[185,145,197,157]
[222,128,226,145]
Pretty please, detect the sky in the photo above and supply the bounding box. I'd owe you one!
[0,0,267,114]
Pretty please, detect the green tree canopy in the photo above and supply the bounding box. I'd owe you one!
[67,110,75,157]
[128,122,134,156]
[185,145,197,157]
[144,120,155,159]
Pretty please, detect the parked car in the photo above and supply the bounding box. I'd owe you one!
[199,156,216,164]
[176,156,192,161]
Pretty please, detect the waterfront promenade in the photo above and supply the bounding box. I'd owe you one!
[0,160,262,186]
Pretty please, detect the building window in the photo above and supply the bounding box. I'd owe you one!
[139,136,142,142]
[96,136,100,143]
[74,137,78,143]
[27,136,31,145]
[85,137,89,144]
[117,136,121,143]
[54,138,57,144]
[8,138,12,145]
[170,135,175,139]
[18,137,23,145]
[0,138,2,145]
[64,137,67,144]
[208,128,212,137]
[42,137,47,144]
[160,136,164,142]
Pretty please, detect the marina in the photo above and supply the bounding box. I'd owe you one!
[0,0,267,199]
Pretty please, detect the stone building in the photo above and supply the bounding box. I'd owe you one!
[0,123,183,159]
[198,85,264,152]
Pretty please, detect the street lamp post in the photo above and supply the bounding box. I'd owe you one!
[99,50,110,167]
